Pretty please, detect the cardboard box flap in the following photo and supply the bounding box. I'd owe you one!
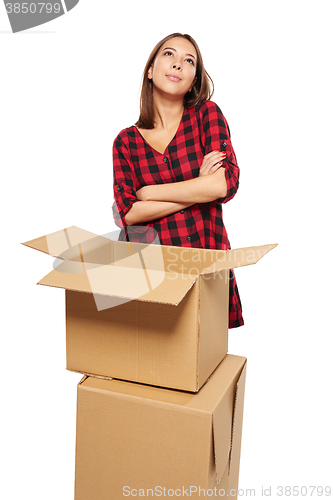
[22,226,104,259]
[201,243,277,275]
[23,227,277,274]
[207,356,247,484]
[212,389,234,484]
[22,225,169,269]
[38,260,198,305]
[228,362,247,482]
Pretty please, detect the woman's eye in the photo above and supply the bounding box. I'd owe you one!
[164,51,173,56]
[186,58,194,65]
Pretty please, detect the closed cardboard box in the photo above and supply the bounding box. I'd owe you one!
[75,354,247,500]
[23,226,275,391]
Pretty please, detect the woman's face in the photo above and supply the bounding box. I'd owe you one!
[148,37,197,99]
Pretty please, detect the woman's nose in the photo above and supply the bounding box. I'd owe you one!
[172,61,182,70]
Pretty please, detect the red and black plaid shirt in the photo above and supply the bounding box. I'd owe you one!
[112,100,243,328]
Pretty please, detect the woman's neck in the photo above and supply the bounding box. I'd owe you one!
[152,91,184,131]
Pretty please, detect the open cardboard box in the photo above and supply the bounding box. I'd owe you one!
[74,354,247,500]
[23,226,276,391]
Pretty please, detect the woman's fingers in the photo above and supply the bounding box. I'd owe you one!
[200,151,226,175]
[204,150,225,162]
[205,151,226,166]
[205,149,224,156]
[210,162,225,174]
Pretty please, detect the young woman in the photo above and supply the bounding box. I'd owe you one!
[112,33,244,328]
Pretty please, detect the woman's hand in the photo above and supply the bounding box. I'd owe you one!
[199,150,226,177]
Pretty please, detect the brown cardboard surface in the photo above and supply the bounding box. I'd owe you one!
[65,278,201,390]
[197,272,229,389]
[22,226,104,258]
[201,244,277,274]
[23,226,276,391]
[39,263,198,305]
[228,362,247,493]
[74,354,247,500]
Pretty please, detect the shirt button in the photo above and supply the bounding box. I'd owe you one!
[163,157,168,163]
[117,186,121,191]
[223,142,227,147]
[187,236,191,241]
[180,209,185,214]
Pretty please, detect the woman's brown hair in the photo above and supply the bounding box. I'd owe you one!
[135,33,214,129]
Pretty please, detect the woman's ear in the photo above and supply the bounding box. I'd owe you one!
[148,66,153,79]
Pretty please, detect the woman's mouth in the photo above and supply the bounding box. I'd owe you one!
[166,74,181,82]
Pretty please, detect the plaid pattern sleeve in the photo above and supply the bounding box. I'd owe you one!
[112,136,139,229]
[200,100,240,204]
[112,100,244,328]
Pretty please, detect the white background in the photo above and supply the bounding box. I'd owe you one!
[1,1,332,498]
